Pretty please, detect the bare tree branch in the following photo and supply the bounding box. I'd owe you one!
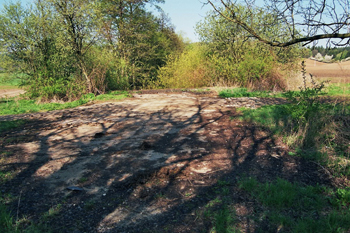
[207,0,350,47]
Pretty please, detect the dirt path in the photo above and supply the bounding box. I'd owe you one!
[0,88,25,98]
[0,93,330,232]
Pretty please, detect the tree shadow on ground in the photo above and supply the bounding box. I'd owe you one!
[0,96,334,232]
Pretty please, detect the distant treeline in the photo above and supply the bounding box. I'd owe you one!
[304,46,350,61]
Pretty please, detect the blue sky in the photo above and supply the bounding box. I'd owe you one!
[1,0,212,42]
[152,0,212,42]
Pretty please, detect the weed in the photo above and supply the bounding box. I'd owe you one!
[219,88,283,98]
[78,177,88,183]
[84,201,96,211]
[42,204,62,220]
[0,170,15,184]
[211,206,239,233]
[0,119,28,133]
[238,177,350,232]
[155,192,166,199]
[0,204,16,233]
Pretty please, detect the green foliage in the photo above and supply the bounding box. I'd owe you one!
[0,73,22,87]
[326,84,350,96]
[0,0,184,100]
[239,178,325,210]
[194,5,294,90]
[0,119,28,133]
[212,206,239,233]
[334,188,350,207]
[219,88,284,98]
[0,91,130,116]
[156,44,210,88]
[238,177,350,233]
[310,46,350,61]
[0,204,16,233]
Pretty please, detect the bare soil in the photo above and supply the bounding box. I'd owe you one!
[0,92,336,232]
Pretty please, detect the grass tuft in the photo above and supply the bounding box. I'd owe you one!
[219,88,284,98]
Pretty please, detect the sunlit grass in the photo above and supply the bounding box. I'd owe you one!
[0,73,23,87]
[219,88,285,98]
[0,91,130,116]
[326,83,350,96]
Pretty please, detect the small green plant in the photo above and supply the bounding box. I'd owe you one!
[211,206,239,233]
[78,177,88,183]
[0,204,16,233]
[84,201,96,211]
[283,61,328,129]
[0,119,28,133]
[42,204,62,220]
[219,88,283,98]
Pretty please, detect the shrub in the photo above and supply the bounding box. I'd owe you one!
[155,44,211,88]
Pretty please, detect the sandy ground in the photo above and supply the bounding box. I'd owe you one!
[0,93,331,232]
[0,88,26,98]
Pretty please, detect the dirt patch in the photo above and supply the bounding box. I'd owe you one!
[0,88,25,98]
[0,93,335,232]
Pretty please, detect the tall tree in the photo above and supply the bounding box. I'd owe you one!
[48,0,101,93]
[100,0,183,88]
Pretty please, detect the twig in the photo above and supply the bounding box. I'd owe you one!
[312,161,332,177]
[16,190,22,225]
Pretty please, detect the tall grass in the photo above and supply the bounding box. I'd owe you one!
[238,177,350,233]
[237,62,350,177]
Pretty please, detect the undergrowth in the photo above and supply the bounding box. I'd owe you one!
[219,88,285,98]
[238,177,350,233]
[237,61,350,177]
[0,119,28,133]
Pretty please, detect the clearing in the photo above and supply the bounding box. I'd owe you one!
[0,91,344,232]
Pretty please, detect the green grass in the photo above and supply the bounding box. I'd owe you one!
[219,88,285,98]
[238,177,350,233]
[0,119,28,133]
[218,85,350,99]
[0,91,130,116]
[0,204,50,233]
[0,73,23,88]
[326,83,350,96]
[237,104,291,134]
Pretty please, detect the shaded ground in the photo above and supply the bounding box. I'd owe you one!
[0,92,334,232]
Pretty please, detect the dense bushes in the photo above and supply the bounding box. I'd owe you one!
[155,5,298,91]
[0,0,184,100]
[155,44,211,88]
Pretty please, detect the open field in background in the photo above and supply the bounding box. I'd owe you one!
[305,59,350,83]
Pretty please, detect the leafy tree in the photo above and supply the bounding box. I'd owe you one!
[99,0,183,89]
[0,0,184,98]
[206,0,350,47]
[0,1,81,99]
[195,5,296,89]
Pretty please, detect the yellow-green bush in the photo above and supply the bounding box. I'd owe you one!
[155,44,212,89]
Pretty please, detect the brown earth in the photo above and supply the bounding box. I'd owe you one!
[0,92,336,232]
